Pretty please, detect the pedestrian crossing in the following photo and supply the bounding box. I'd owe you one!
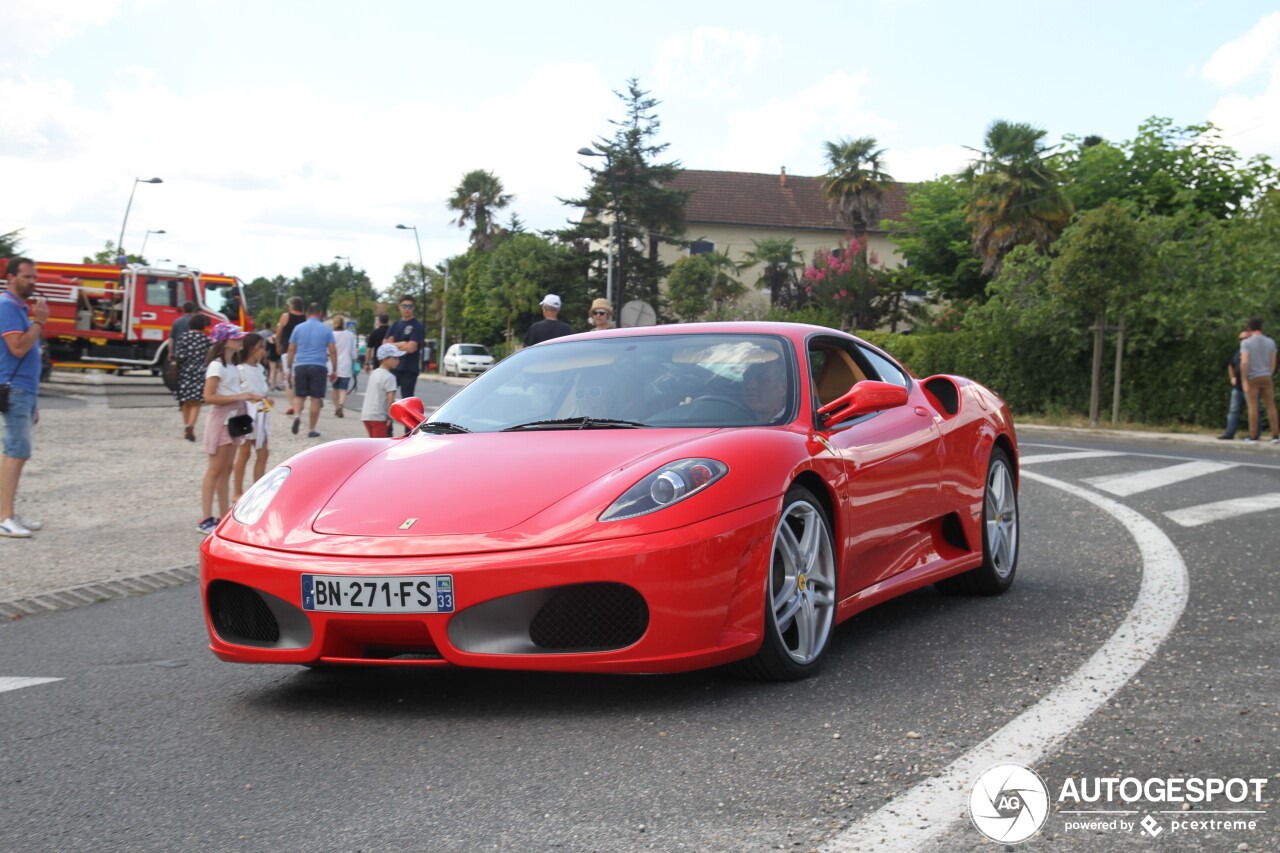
[1020,444,1280,528]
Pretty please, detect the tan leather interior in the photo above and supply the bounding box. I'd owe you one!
[813,347,867,405]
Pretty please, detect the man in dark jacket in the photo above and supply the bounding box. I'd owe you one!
[523,294,573,346]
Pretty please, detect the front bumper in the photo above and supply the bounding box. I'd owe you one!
[200,502,775,673]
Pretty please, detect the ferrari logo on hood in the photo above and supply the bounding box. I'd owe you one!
[399,518,418,530]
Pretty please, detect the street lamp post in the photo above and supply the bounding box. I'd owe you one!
[117,177,163,263]
[439,259,449,376]
[577,147,621,317]
[140,228,166,261]
[333,255,356,316]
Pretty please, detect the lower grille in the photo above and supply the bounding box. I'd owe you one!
[529,583,648,651]
[208,580,280,644]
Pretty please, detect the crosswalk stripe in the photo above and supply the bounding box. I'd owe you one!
[1019,450,1125,465]
[1085,460,1237,497]
[0,677,63,694]
[1165,493,1280,527]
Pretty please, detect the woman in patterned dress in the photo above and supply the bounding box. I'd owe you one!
[172,313,211,441]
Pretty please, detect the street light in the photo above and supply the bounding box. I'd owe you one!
[577,147,620,316]
[396,224,450,375]
[334,255,357,316]
[140,228,166,260]
[117,177,163,263]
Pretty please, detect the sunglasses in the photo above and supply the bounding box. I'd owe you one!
[591,310,610,316]
[399,303,414,308]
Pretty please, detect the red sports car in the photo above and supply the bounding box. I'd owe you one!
[201,322,1019,680]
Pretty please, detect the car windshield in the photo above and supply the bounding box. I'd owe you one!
[429,333,794,432]
[458,345,489,356]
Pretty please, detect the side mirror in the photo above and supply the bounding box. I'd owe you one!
[389,397,426,431]
[817,380,908,427]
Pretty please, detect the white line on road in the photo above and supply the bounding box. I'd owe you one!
[1084,460,1236,496]
[0,677,63,694]
[821,470,1189,853]
[1165,492,1280,527]
[1019,450,1124,465]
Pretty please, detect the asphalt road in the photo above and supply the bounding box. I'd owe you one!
[0,433,1276,852]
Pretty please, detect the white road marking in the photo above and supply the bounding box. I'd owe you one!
[1165,492,1280,527]
[1084,460,1236,496]
[0,677,63,694]
[821,470,1189,853]
[1019,450,1124,465]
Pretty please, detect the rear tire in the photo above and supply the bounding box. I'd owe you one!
[734,484,837,681]
[937,446,1018,595]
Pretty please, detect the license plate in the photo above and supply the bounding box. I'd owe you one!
[301,574,454,614]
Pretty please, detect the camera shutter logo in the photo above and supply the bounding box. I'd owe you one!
[969,762,1050,843]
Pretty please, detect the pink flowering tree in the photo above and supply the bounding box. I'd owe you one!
[801,238,922,331]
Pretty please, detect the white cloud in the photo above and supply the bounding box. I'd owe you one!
[0,1,126,65]
[1207,59,1280,161]
[889,144,972,182]
[1202,11,1280,87]
[654,27,770,101]
[693,71,892,175]
[0,61,617,288]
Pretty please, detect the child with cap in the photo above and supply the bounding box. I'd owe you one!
[361,343,405,437]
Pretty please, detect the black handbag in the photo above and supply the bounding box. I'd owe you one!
[227,413,254,437]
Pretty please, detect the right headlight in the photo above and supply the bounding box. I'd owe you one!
[599,458,728,522]
[232,466,290,526]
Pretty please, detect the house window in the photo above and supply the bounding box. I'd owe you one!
[690,240,714,256]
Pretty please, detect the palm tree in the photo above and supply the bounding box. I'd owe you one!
[967,120,1073,276]
[742,238,802,308]
[821,137,895,245]
[447,170,514,251]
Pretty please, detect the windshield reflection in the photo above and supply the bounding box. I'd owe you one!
[429,334,795,433]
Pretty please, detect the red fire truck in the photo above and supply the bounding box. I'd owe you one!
[0,258,251,372]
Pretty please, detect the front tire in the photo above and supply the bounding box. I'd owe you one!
[938,446,1019,595]
[736,484,837,681]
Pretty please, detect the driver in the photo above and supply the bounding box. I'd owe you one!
[742,359,787,422]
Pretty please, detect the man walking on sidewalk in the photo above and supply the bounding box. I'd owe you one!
[1241,316,1279,444]
[286,303,337,439]
[1,258,49,537]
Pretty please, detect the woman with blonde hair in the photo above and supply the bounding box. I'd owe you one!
[329,315,358,417]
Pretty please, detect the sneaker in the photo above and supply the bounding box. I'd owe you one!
[292,416,301,435]
[335,406,344,418]
[307,431,321,438]
[1272,436,1279,444]
[196,516,218,535]
[0,516,32,538]
[16,515,42,531]
[1244,436,1259,443]
[1217,434,1234,440]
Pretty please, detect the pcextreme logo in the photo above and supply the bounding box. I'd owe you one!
[969,763,1270,843]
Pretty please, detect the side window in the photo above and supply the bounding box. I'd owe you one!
[145,277,178,307]
[858,345,908,388]
[689,240,714,256]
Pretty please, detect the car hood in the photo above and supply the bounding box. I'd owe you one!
[218,427,812,557]
[313,432,673,536]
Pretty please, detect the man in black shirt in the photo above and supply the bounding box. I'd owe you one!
[523,294,573,346]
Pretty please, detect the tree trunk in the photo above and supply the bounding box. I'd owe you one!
[1111,317,1125,425]
[1090,311,1105,428]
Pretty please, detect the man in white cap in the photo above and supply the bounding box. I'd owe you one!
[361,343,407,437]
[523,293,574,346]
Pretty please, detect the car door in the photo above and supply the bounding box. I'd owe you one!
[808,337,942,594]
[132,273,192,346]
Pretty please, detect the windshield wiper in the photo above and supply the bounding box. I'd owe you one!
[412,420,472,435]
[501,416,649,431]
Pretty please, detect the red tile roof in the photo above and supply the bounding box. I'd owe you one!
[668,169,910,234]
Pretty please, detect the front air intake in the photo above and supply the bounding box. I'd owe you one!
[529,583,648,651]
[208,580,281,644]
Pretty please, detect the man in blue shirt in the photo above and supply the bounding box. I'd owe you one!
[386,294,426,435]
[1,258,49,537]
[286,303,337,438]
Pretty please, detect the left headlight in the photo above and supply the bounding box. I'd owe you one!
[600,458,728,522]
[232,466,291,526]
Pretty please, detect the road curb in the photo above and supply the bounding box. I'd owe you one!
[1016,422,1280,450]
[0,565,198,620]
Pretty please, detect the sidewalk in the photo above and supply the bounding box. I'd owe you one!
[1,384,1272,614]
[0,372,432,609]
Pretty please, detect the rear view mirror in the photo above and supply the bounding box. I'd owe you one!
[390,397,426,431]
[817,380,908,427]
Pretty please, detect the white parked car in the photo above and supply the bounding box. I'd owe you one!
[442,343,495,377]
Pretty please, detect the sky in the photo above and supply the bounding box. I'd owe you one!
[3,0,1280,293]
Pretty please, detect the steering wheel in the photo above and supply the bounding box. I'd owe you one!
[693,394,759,421]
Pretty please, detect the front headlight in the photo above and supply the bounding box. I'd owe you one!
[232,466,291,526]
[600,458,728,522]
